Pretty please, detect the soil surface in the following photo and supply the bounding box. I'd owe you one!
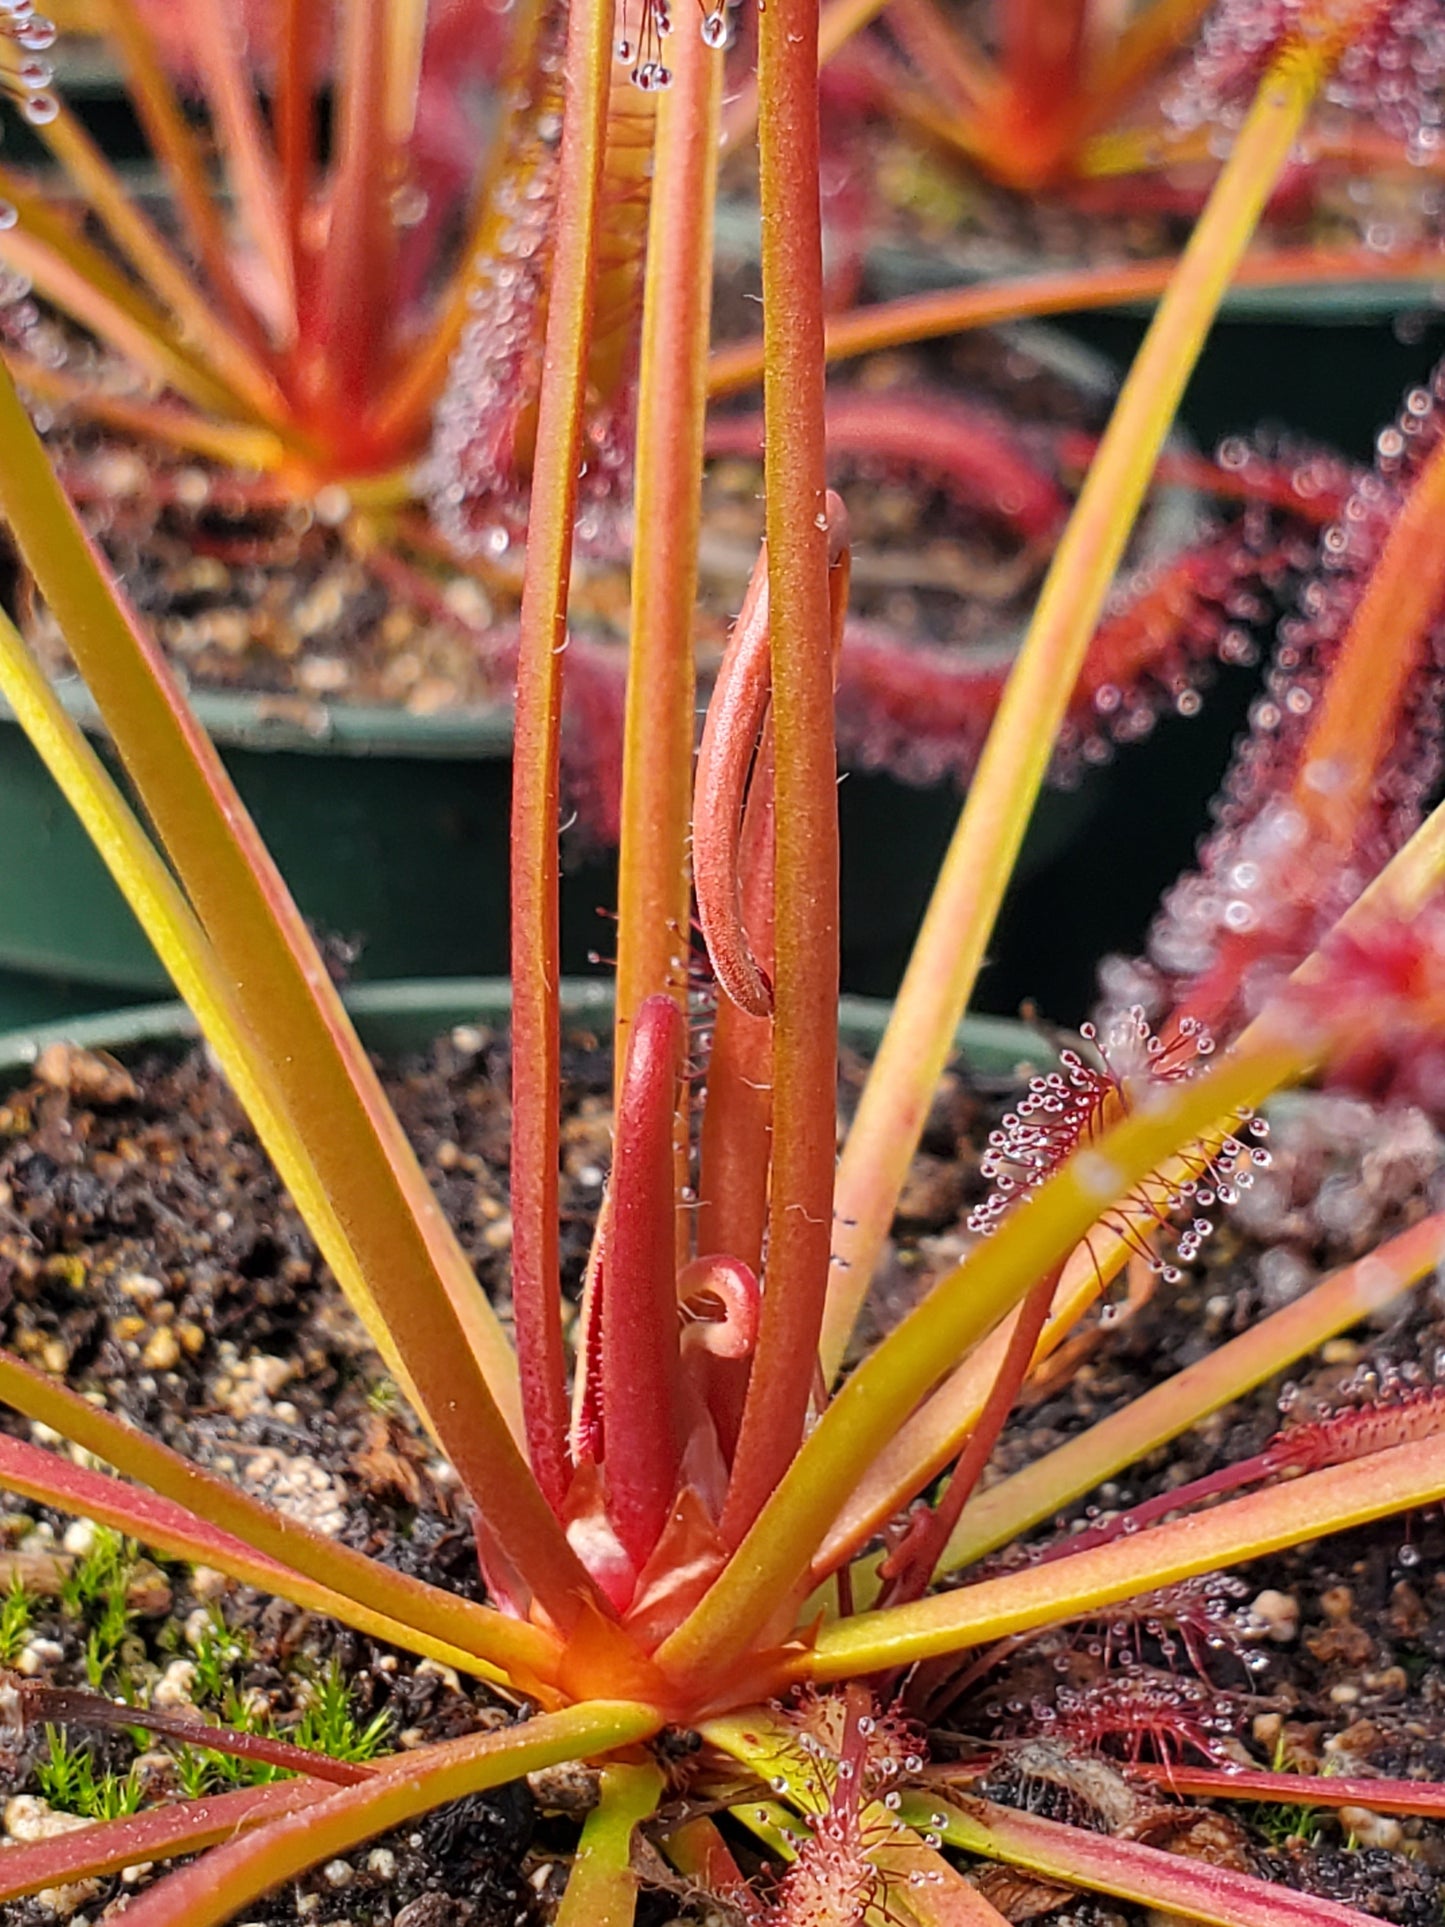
[0,1024,1442,1923]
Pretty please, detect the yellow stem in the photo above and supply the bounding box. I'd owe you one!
[554,1762,665,1927]
[705,248,1445,401]
[817,43,1327,1385]
[803,1428,1445,1681]
[811,1266,1097,1585]
[0,610,412,1397]
[829,1211,1445,1611]
[1079,120,1215,179]
[113,1703,664,1927]
[383,0,430,149]
[2,353,285,470]
[187,0,295,338]
[0,1431,505,1686]
[0,173,265,424]
[0,1344,560,1689]
[95,0,272,356]
[936,1210,1445,1579]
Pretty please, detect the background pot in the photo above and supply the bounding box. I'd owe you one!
[0,313,1197,1013]
[0,683,619,995]
[841,234,1445,1020]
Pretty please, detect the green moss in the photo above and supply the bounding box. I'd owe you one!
[0,1572,32,1664]
[1248,1799,1322,1847]
[34,1725,144,1822]
[292,1658,392,1765]
[1245,1732,1324,1848]
[187,1604,252,1702]
[60,1527,140,1687]
[174,1645,391,1797]
[366,1375,400,1415]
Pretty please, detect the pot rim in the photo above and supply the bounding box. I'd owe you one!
[0,978,1054,1080]
[2,678,520,759]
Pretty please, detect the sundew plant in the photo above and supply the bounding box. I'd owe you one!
[2,1,1445,1924]
[791,0,1444,216]
[0,0,661,754]
[0,0,1433,822]
[0,0,654,505]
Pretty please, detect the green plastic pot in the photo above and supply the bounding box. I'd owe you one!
[0,977,1051,1083]
[0,677,1091,1007]
[0,683,618,993]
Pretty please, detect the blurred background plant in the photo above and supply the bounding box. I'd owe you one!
[0,0,657,696]
[0,0,1443,1922]
[0,0,1441,1032]
[734,0,1445,290]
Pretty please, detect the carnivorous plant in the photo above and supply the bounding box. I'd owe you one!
[787,0,1443,217]
[0,1,1444,1923]
[5,0,1434,832]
